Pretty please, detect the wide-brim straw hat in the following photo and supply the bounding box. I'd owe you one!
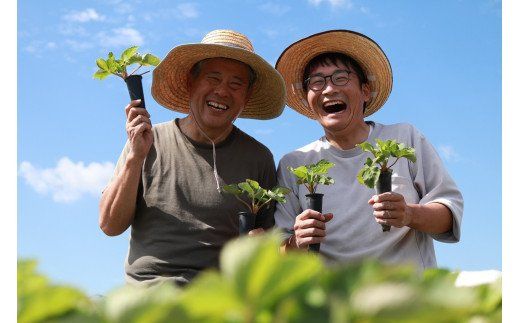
[275,29,392,119]
[152,29,286,120]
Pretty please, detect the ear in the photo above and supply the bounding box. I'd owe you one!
[362,82,371,103]
[244,85,254,104]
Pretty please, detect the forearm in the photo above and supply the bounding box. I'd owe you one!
[407,202,453,234]
[99,155,144,236]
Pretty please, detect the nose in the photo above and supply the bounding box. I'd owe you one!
[213,82,230,98]
[321,77,338,95]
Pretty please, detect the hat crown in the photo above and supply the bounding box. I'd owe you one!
[201,29,254,53]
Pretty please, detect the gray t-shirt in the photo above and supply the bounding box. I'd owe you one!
[274,122,463,269]
[111,119,277,286]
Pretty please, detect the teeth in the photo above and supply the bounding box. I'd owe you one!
[207,101,228,110]
[323,100,345,107]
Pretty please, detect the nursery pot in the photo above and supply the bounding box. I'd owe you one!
[305,193,324,253]
[375,170,392,232]
[124,75,146,108]
[238,211,255,235]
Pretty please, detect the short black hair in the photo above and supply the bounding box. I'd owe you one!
[302,52,368,92]
[302,52,369,112]
[189,58,257,90]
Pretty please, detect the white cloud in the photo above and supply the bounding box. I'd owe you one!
[63,8,105,23]
[65,39,94,51]
[98,28,144,48]
[19,158,115,203]
[259,2,290,15]
[438,145,461,162]
[308,0,353,8]
[177,3,199,18]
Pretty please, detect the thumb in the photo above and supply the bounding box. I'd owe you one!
[323,213,334,222]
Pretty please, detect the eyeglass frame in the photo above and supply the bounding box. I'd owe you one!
[304,69,357,92]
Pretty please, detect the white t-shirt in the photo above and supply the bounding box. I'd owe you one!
[274,121,463,269]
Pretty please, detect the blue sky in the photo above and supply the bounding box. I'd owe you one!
[17,0,503,298]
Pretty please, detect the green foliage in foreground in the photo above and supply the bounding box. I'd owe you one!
[18,232,501,323]
[357,139,417,189]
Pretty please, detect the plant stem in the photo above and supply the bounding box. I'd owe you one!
[387,157,400,170]
[234,196,253,214]
[129,64,143,76]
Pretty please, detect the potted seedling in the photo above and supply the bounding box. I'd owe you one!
[356,139,416,232]
[288,159,335,253]
[93,46,161,108]
[223,179,290,235]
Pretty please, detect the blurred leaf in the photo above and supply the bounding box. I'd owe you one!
[142,53,161,66]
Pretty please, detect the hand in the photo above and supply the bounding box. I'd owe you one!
[125,99,153,160]
[293,209,333,249]
[369,192,412,228]
[248,228,265,236]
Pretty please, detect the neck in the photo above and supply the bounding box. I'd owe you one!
[179,115,233,145]
[324,121,370,150]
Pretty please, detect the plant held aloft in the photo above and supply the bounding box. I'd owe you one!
[93,46,161,108]
[288,159,335,252]
[357,139,416,231]
[223,179,290,234]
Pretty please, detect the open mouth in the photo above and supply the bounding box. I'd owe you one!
[207,100,229,111]
[322,100,347,114]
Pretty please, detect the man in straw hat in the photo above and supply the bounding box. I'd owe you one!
[99,29,286,286]
[274,30,463,269]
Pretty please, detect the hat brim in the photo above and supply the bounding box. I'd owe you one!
[152,43,286,120]
[275,30,392,119]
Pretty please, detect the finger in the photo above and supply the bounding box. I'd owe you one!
[373,192,404,203]
[296,218,326,230]
[128,114,152,128]
[248,228,264,236]
[127,106,150,122]
[131,122,152,138]
[374,210,395,219]
[323,213,333,222]
[296,209,324,221]
[296,227,326,239]
[296,236,325,248]
[372,201,397,211]
[125,100,143,115]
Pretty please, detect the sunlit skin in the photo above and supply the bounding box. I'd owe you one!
[306,61,371,150]
[179,57,253,144]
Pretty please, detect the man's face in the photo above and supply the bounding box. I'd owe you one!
[188,57,252,133]
[306,60,370,133]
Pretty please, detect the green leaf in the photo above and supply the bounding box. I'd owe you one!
[93,69,111,80]
[120,45,139,62]
[289,160,335,194]
[222,184,242,196]
[127,53,143,66]
[142,53,161,66]
[238,181,254,197]
[96,58,109,71]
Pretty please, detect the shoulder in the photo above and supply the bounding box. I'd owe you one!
[278,138,324,168]
[234,127,274,159]
[371,121,425,142]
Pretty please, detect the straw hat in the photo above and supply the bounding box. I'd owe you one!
[275,29,392,119]
[152,29,286,120]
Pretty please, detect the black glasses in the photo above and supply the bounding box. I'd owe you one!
[305,70,355,91]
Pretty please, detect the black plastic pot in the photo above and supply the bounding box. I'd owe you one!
[375,170,392,232]
[238,211,255,235]
[305,193,324,253]
[124,74,146,108]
